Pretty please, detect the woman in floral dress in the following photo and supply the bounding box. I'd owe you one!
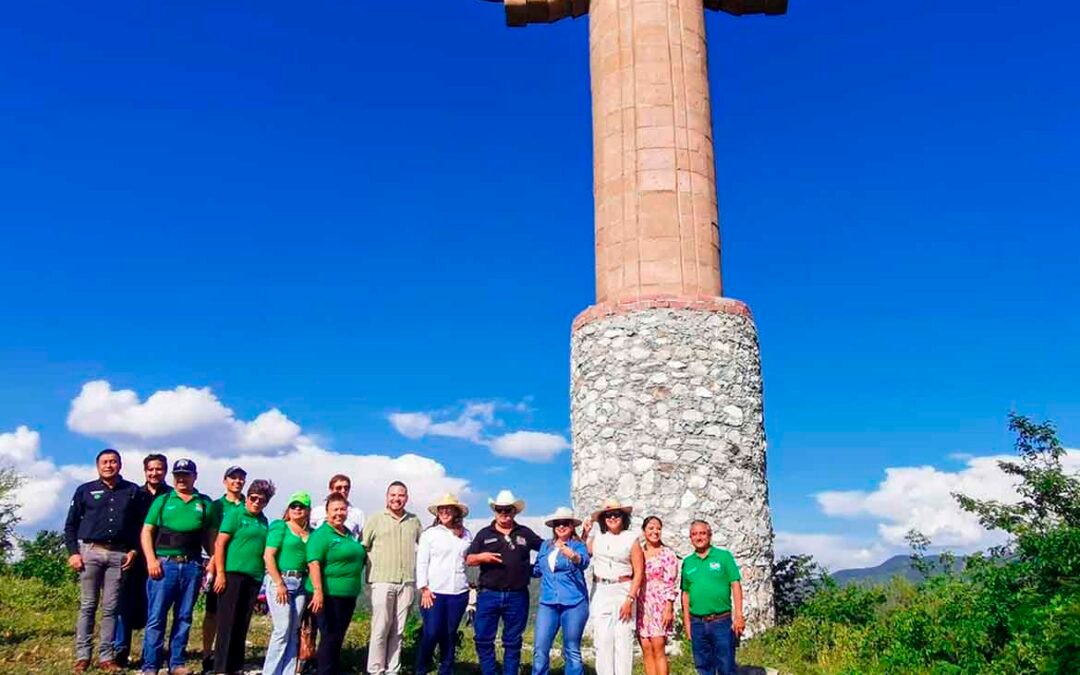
[636,516,680,675]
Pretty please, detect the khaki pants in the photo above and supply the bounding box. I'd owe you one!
[367,582,415,674]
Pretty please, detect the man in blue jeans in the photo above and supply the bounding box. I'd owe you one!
[465,490,543,675]
[680,519,745,675]
[138,459,216,675]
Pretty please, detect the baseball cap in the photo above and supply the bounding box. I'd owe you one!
[287,491,312,508]
[223,465,247,478]
[172,458,197,474]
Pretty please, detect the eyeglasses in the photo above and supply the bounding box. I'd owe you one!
[494,507,515,514]
[248,495,266,505]
[552,521,574,528]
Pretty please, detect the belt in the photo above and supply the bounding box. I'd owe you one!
[84,541,127,552]
[478,587,528,593]
[281,570,306,579]
[692,611,732,623]
[594,575,633,584]
[159,554,200,563]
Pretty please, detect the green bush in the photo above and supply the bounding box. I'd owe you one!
[11,530,75,587]
[743,415,1080,675]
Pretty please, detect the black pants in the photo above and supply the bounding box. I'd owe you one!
[317,595,357,675]
[213,572,260,674]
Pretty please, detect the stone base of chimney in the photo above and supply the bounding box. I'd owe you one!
[570,302,775,635]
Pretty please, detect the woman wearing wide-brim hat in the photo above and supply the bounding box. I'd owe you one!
[531,507,591,675]
[415,494,473,675]
[585,498,644,675]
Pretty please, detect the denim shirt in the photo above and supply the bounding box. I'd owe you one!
[532,539,590,607]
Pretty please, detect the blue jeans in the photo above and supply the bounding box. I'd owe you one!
[473,589,529,675]
[690,615,736,675]
[415,591,469,675]
[261,575,307,675]
[532,599,589,675]
[141,558,202,671]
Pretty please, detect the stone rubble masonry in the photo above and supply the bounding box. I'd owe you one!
[570,304,775,635]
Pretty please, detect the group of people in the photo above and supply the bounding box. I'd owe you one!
[65,449,747,675]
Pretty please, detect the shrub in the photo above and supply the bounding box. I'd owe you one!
[11,530,74,586]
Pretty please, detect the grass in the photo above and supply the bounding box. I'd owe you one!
[0,575,771,674]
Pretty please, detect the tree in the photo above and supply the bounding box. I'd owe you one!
[0,465,23,562]
[954,413,1080,541]
[773,553,830,623]
[12,530,74,586]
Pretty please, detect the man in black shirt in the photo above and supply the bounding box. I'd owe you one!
[112,453,172,668]
[63,448,140,673]
[466,490,542,675]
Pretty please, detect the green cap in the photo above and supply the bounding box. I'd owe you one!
[287,491,312,508]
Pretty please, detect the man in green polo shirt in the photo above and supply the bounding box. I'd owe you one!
[680,520,744,675]
[139,458,215,675]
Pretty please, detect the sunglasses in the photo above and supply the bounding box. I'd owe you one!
[494,506,516,514]
[552,521,574,528]
[289,503,308,510]
[248,494,266,505]
[603,512,623,520]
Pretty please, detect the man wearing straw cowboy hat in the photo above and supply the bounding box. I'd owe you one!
[465,490,543,675]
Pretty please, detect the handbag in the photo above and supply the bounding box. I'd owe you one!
[298,607,317,665]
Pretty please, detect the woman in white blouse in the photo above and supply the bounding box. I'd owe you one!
[586,498,645,675]
[415,494,473,675]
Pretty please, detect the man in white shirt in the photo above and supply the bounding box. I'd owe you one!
[310,474,365,539]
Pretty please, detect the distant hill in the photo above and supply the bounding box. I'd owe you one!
[832,554,957,586]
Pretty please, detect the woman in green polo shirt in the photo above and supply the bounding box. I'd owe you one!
[261,490,312,675]
[211,478,275,675]
[307,492,367,675]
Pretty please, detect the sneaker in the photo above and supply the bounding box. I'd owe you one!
[73,660,90,673]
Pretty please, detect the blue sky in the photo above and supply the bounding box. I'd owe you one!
[1,0,1078,569]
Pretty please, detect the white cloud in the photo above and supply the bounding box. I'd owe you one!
[388,401,570,463]
[4,381,478,535]
[774,531,896,572]
[388,413,434,440]
[808,450,1080,558]
[0,426,95,526]
[817,455,1022,547]
[489,431,570,462]
[67,380,300,455]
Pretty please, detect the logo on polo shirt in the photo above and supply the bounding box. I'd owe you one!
[515,536,526,546]
[483,537,498,544]
[709,562,721,571]
[91,490,103,500]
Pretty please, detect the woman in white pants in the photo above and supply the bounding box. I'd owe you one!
[586,498,644,675]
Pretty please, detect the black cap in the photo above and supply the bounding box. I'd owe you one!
[223,465,247,478]
[172,458,197,474]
